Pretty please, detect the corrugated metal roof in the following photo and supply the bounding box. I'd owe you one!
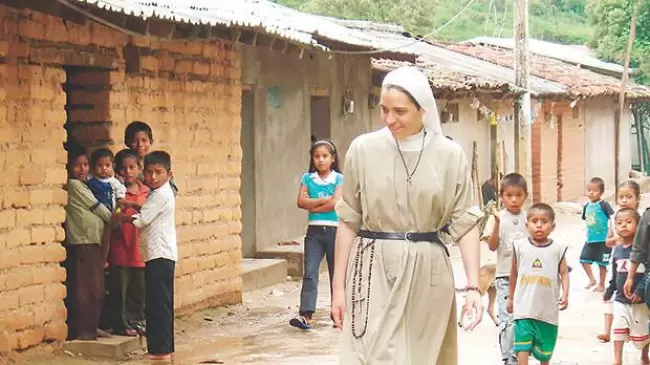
[465,37,631,77]
[443,42,650,100]
[71,0,416,56]
[335,19,568,96]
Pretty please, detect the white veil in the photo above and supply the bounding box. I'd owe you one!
[381,66,443,137]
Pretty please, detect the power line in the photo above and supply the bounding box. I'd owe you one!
[327,0,478,55]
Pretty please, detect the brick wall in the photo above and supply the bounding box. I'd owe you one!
[0,5,242,352]
[531,100,586,203]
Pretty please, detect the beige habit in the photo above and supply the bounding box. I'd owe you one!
[335,67,480,365]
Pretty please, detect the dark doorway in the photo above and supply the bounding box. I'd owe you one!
[240,90,257,258]
[310,96,331,141]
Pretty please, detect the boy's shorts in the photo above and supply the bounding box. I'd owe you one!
[612,301,650,349]
[513,319,558,362]
[579,242,610,266]
[604,300,613,315]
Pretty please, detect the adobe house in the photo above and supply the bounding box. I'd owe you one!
[0,0,411,353]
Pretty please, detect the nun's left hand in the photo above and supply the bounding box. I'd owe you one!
[460,289,483,331]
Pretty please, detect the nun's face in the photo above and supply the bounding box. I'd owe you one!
[380,87,425,139]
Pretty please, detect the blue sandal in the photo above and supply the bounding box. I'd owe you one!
[289,316,312,330]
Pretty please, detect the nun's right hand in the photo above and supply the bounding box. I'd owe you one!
[331,288,346,330]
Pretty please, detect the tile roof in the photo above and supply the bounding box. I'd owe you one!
[440,42,650,100]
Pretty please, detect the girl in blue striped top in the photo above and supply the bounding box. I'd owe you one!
[290,140,343,330]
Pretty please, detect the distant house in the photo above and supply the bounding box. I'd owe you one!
[337,20,650,203]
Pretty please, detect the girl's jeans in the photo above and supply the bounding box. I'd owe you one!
[299,225,336,317]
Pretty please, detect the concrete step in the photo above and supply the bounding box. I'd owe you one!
[63,335,144,360]
[240,258,288,292]
[255,241,328,278]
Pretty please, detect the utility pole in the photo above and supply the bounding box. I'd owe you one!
[614,0,641,194]
[514,0,532,200]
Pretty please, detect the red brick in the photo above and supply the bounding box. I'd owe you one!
[0,332,19,353]
[21,127,51,143]
[43,244,66,262]
[30,189,54,206]
[0,168,19,187]
[0,210,16,229]
[6,309,34,332]
[8,41,29,59]
[0,249,20,270]
[2,189,30,209]
[19,168,45,186]
[17,327,44,350]
[32,265,66,285]
[6,228,31,249]
[54,226,65,242]
[43,321,67,341]
[44,168,67,185]
[4,267,32,290]
[44,283,66,301]
[52,189,67,205]
[20,246,43,264]
[17,209,43,226]
[43,207,66,225]
[3,149,30,168]
[18,285,44,306]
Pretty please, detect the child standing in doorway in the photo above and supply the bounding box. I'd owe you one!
[580,177,615,292]
[598,180,642,343]
[508,203,570,365]
[482,173,529,365]
[604,208,650,365]
[64,143,113,341]
[114,151,177,360]
[289,140,343,330]
[108,149,149,337]
[124,121,178,195]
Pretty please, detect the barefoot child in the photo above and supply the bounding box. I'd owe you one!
[604,208,650,365]
[598,180,641,343]
[508,203,570,365]
[580,177,615,292]
[482,173,529,365]
[64,143,113,341]
[108,149,149,337]
[115,151,176,360]
[289,140,343,330]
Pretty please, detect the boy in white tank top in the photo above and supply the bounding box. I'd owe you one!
[507,203,570,365]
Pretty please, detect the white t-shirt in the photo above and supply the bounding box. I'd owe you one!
[482,209,529,278]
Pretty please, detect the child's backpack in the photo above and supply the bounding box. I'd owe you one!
[581,200,615,220]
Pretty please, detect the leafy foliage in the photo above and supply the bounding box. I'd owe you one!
[274,0,593,43]
[586,0,650,84]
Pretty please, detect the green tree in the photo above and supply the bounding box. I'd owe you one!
[586,0,650,83]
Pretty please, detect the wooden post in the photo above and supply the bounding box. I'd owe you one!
[634,107,645,173]
[472,141,482,207]
[514,0,532,202]
[615,0,641,195]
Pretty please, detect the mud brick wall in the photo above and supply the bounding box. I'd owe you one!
[0,5,243,353]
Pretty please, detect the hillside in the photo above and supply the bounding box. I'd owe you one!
[276,0,593,45]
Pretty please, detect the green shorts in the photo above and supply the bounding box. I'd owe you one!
[513,319,558,362]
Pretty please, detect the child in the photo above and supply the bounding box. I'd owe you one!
[508,203,570,365]
[481,173,529,365]
[64,143,113,341]
[108,149,149,337]
[87,148,126,212]
[603,208,650,365]
[598,180,642,343]
[124,121,178,195]
[289,140,343,330]
[580,177,615,292]
[115,151,176,360]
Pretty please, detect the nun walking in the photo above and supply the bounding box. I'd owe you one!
[331,66,484,364]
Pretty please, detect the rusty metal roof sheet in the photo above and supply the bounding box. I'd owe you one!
[335,19,568,97]
[442,42,650,100]
[70,0,416,56]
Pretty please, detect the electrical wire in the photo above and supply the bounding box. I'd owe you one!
[326,0,478,55]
